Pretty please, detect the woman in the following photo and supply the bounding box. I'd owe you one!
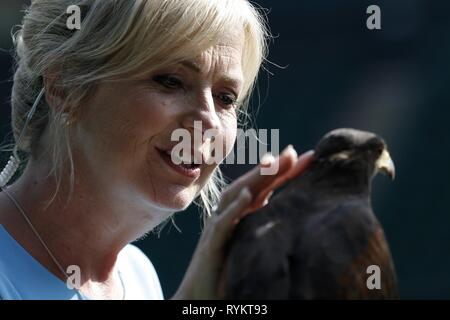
[0,0,313,299]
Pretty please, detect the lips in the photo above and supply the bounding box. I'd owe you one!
[156,147,202,179]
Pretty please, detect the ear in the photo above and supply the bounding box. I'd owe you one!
[43,72,79,126]
[43,72,65,112]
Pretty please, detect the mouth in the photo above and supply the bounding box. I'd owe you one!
[156,147,201,179]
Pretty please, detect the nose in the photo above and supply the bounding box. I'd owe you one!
[181,90,221,138]
[180,90,222,164]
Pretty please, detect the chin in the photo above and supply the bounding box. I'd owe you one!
[150,184,199,212]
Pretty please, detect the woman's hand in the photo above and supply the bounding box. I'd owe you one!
[172,146,314,299]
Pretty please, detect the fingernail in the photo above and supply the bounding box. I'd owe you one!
[299,150,314,160]
[282,144,297,157]
[260,152,275,166]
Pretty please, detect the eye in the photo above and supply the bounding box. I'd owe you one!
[214,92,238,108]
[376,147,384,156]
[153,74,183,89]
[370,142,384,157]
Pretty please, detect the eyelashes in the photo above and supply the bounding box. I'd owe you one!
[152,74,183,90]
[213,93,237,107]
[152,74,239,108]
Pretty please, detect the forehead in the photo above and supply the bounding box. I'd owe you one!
[193,29,244,67]
[184,30,245,86]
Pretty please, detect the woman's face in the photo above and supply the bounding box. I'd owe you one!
[72,32,245,214]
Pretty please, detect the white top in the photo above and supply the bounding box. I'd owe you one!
[0,225,164,300]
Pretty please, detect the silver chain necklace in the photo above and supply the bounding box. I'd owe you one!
[0,185,126,300]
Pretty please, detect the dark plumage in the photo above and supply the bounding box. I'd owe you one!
[225,128,398,299]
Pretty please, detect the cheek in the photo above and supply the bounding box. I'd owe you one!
[127,90,179,138]
[110,90,185,156]
[76,86,182,169]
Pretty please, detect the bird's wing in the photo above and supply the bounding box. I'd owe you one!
[291,201,398,299]
[338,218,399,299]
[225,211,293,299]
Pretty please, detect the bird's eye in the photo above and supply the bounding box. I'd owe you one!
[376,147,384,156]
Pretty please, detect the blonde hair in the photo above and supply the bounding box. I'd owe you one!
[8,0,270,222]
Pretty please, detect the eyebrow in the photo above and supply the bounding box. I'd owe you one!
[180,60,202,73]
[180,60,244,91]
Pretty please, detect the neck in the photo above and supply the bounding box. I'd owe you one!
[0,153,170,290]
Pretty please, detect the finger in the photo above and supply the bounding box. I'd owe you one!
[260,150,314,194]
[261,190,274,206]
[238,188,273,221]
[213,188,252,245]
[249,150,314,209]
[219,187,252,229]
[264,190,274,204]
[233,145,297,193]
[219,145,297,211]
[286,150,315,179]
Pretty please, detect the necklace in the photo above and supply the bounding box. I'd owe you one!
[0,185,126,300]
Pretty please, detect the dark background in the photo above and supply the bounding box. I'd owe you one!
[1,0,449,299]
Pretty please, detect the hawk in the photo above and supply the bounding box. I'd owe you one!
[225,128,398,299]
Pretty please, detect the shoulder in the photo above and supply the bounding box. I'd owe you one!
[0,272,22,300]
[120,244,159,276]
[0,224,22,300]
[118,244,164,300]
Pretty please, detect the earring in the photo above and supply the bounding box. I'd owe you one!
[66,118,76,126]
[62,113,77,126]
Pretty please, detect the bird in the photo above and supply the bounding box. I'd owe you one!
[224,128,398,299]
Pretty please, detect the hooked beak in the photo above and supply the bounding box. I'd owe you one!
[376,149,395,180]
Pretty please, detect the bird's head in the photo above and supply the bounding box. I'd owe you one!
[313,128,395,188]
